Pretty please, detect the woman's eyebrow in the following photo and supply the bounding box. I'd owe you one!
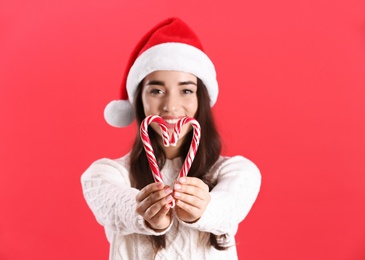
[145,80,197,86]
[146,80,165,86]
[179,81,197,86]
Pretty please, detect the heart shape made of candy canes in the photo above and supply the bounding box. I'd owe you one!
[140,115,201,207]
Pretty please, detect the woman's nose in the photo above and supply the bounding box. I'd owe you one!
[162,94,178,112]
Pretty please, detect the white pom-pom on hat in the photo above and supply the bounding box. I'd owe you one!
[104,17,219,128]
[104,100,134,127]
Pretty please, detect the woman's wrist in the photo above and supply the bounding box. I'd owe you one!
[145,220,169,232]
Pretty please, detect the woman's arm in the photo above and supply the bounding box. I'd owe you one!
[178,155,261,235]
[81,157,172,236]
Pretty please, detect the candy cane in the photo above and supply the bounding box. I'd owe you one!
[140,115,170,183]
[170,117,201,178]
[140,115,201,208]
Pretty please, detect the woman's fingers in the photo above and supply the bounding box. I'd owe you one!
[143,193,173,219]
[135,182,173,230]
[173,177,211,222]
[136,182,164,203]
[174,177,210,200]
[136,177,211,225]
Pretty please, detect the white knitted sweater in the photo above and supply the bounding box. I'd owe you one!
[81,154,261,260]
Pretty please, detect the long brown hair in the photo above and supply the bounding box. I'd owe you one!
[129,78,228,252]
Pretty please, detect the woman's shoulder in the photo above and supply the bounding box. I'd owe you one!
[215,154,259,168]
[90,153,131,169]
[211,155,261,176]
[208,155,261,192]
[81,153,132,184]
[82,153,131,178]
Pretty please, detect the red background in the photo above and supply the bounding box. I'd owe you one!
[1,0,365,259]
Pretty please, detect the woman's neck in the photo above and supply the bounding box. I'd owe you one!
[164,145,181,159]
[161,135,186,159]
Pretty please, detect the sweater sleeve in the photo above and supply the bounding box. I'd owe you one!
[80,157,172,237]
[179,155,261,235]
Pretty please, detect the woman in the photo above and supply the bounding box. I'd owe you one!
[81,17,261,260]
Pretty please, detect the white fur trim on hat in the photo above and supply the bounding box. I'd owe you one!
[126,42,218,106]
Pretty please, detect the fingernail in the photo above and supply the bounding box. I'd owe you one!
[174,191,181,197]
[166,195,173,201]
[179,177,186,183]
[165,188,173,194]
[174,183,181,190]
[157,182,164,188]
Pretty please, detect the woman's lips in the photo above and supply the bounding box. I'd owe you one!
[162,117,181,128]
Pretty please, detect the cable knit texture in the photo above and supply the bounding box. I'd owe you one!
[81,154,261,260]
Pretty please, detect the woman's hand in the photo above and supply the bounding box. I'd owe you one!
[173,177,211,223]
[136,182,174,231]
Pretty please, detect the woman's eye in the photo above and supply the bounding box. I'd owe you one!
[150,89,164,94]
[182,89,194,94]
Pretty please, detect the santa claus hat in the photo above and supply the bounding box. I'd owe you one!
[104,17,218,127]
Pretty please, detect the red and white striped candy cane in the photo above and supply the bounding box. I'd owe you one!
[140,115,201,207]
[170,117,201,179]
[140,115,170,183]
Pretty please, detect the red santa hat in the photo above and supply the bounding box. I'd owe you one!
[104,17,219,127]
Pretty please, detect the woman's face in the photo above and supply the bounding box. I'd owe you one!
[141,70,198,141]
